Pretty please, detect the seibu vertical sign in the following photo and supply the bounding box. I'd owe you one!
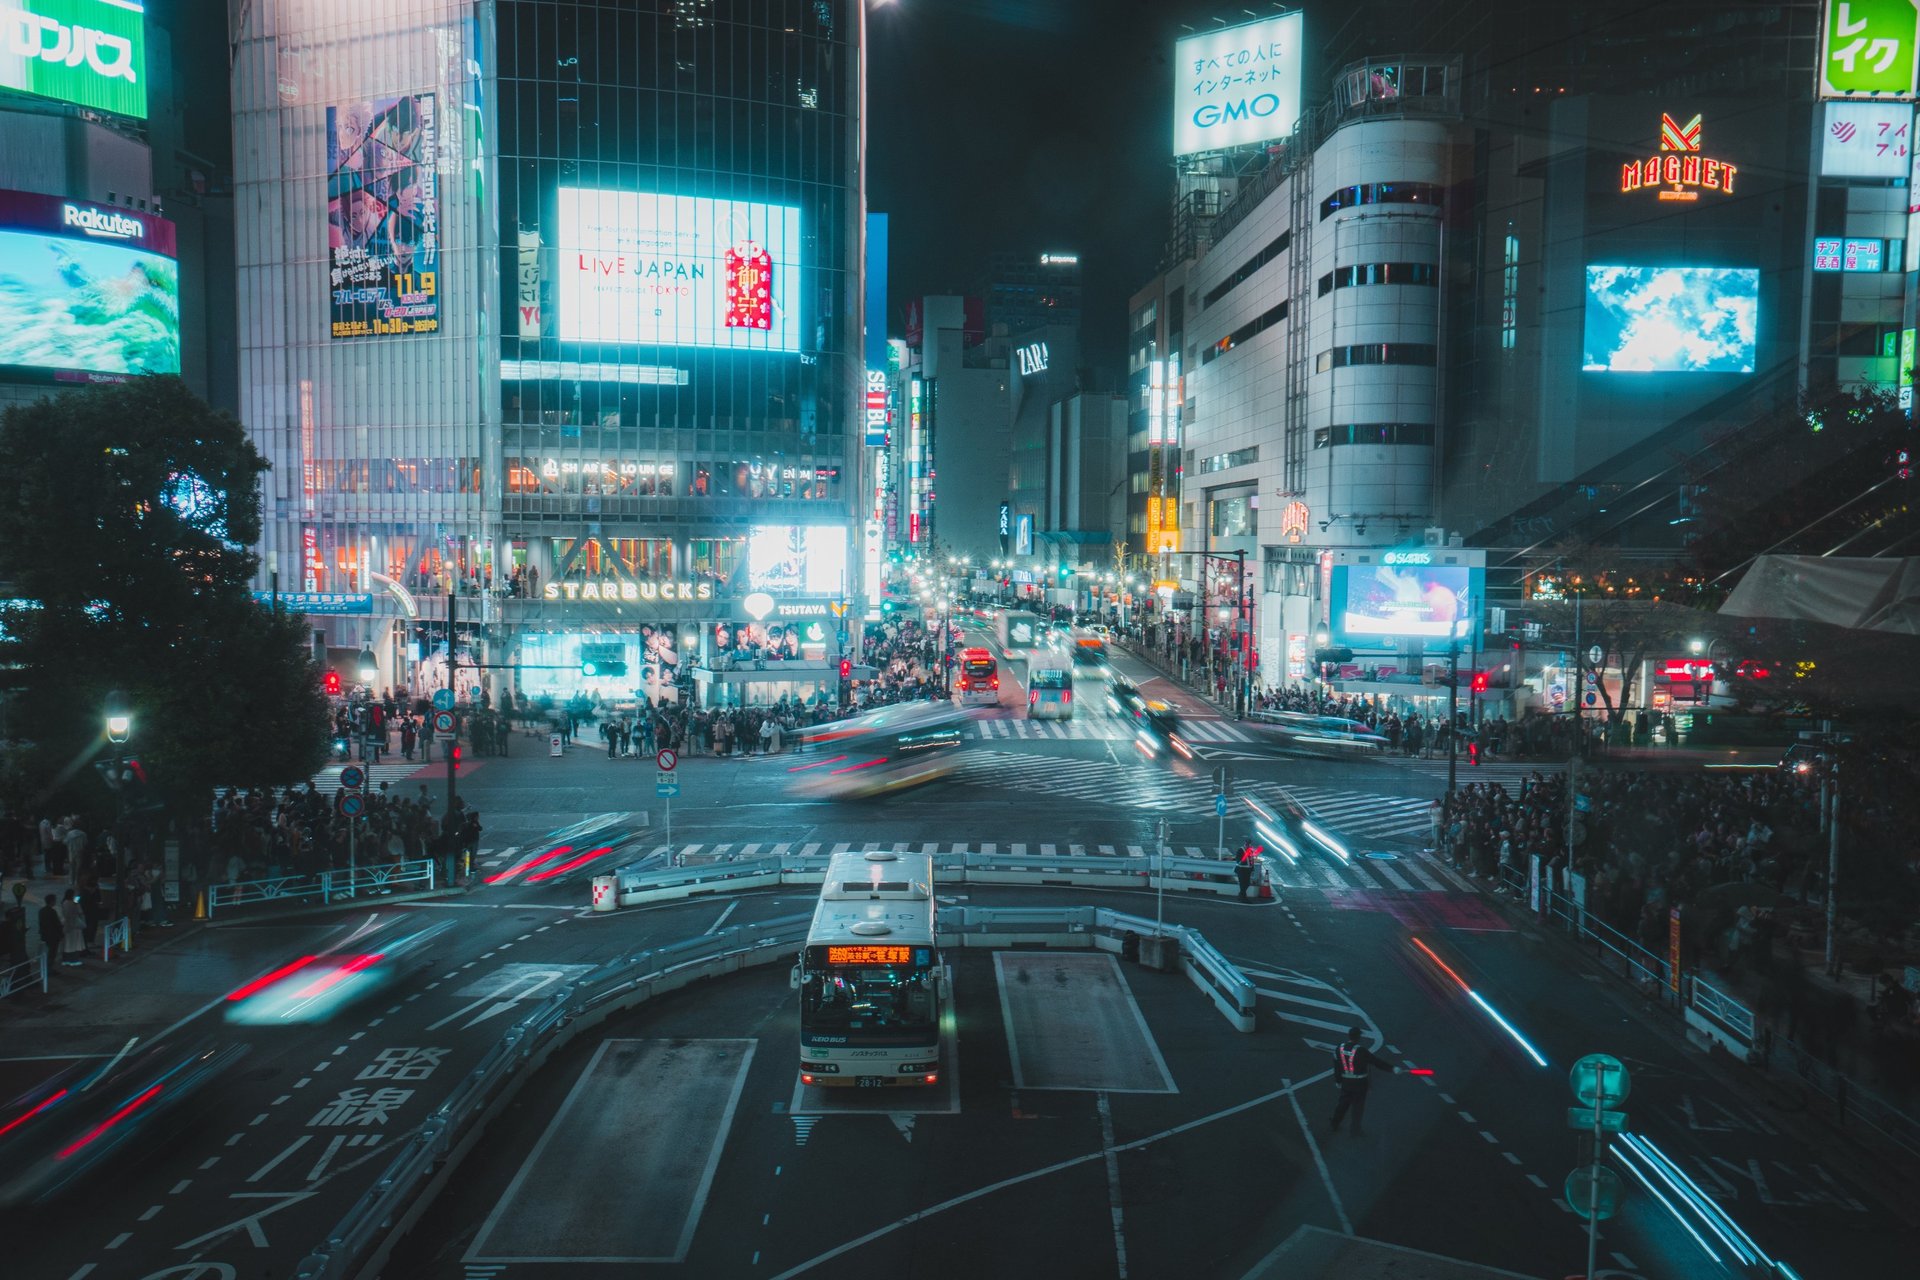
[864,369,889,447]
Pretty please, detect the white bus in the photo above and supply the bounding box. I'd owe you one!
[796,850,946,1088]
[1027,650,1073,719]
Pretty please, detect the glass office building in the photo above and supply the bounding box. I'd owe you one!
[232,0,865,705]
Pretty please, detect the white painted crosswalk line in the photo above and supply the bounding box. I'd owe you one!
[1400,857,1444,891]
[1368,859,1414,890]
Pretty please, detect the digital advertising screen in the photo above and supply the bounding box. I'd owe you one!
[0,190,178,381]
[747,525,848,595]
[1332,562,1478,643]
[555,188,801,351]
[0,0,147,119]
[327,94,440,340]
[1582,265,1757,374]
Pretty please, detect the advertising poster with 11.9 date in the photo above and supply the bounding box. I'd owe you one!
[327,93,439,339]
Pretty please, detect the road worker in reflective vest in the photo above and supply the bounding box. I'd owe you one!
[1329,1026,1399,1136]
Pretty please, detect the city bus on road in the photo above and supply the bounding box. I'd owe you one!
[953,647,1001,706]
[1027,650,1074,719]
[787,703,967,799]
[796,850,946,1088]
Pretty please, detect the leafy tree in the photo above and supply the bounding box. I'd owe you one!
[0,377,329,818]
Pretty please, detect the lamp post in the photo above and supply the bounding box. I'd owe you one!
[104,689,132,745]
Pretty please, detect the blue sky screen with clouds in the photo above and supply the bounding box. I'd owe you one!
[1583,265,1758,374]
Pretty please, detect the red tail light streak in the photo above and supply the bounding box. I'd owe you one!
[1410,937,1549,1068]
[486,844,574,885]
[226,955,320,1002]
[526,846,615,883]
[54,1084,162,1161]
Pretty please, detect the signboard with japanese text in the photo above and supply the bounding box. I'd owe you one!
[1173,13,1304,157]
[1820,0,1920,98]
[0,0,147,118]
[328,94,440,339]
[1812,236,1887,270]
[253,591,374,615]
[1821,101,1914,176]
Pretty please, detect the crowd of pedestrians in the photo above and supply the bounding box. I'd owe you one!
[1,813,172,975]
[1437,768,1824,965]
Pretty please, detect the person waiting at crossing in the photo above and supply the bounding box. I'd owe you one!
[1328,1026,1400,1136]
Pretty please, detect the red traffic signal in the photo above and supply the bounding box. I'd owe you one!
[1470,672,1489,694]
[1468,741,1481,766]
[839,658,852,680]
[323,670,342,696]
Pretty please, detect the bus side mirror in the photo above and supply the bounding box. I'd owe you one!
[789,964,801,991]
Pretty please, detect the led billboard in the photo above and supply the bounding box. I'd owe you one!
[1173,13,1304,157]
[1331,562,1478,643]
[0,0,146,118]
[747,525,847,595]
[1582,266,1757,374]
[327,94,440,339]
[0,190,177,381]
[556,188,800,351]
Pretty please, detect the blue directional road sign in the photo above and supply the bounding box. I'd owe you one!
[432,688,455,711]
[1215,794,1228,818]
[656,780,681,799]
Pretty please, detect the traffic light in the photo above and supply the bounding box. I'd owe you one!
[1468,741,1481,767]
[451,745,462,773]
[1470,671,1489,694]
[839,658,852,680]
[323,669,342,696]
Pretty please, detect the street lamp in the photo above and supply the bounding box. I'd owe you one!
[356,645,379,685]
[104,689,131,744]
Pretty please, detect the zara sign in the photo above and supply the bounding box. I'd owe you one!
[1016,342,1050,376]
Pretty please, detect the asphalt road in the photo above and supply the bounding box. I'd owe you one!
[0,646,1910,1279]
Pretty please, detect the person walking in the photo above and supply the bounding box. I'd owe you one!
[60,890,86,966]
[1328,1026,1400,1136]
[38,893,62,969]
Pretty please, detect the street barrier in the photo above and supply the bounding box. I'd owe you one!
[1777,1033,1920,1162]
[609,849,1248,909]
[1687,975,1756,1056]
[297,900,1258,1280]
[205,859,436,918]
[0,950,47,997]
[100,916,132,962]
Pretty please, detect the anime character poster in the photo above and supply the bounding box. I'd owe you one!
[327,93,440,339]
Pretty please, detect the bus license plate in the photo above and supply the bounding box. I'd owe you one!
[856,1076,887,1088]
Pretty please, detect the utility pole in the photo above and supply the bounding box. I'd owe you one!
[1826,758,1842,978]
[446,588,458,817]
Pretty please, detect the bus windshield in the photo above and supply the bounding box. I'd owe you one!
[800,953,938,1038]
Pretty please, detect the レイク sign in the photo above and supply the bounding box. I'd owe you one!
[1820,0,1920,99]
[1620,114,1737,201]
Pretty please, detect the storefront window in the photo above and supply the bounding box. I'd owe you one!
[690,538,745,591]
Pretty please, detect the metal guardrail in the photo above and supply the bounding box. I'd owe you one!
[1690,976,1755,1044]
[611,851,1248,907]
[0,950,47,996]
[1777,1034,1920,1163]
[100,916,132,962]
[300,898,1259,1280]
[206,860,436,918]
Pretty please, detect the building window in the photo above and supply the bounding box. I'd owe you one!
[1316,262,1437,296]
[1318,181,1444,221]
[1315,343,1437,372]
[1501,233,1519,350]
[1209,495,1256,537]
[1199,446,1260,474]
[1202,230,1291,309]
[1311,423,1437,448]
[1202,300,1288,366]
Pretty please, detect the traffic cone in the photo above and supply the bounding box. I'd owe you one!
[193,889,207,921]
[1258,866,1274,900]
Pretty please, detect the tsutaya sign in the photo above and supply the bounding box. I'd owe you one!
[1620,113,1738,202]
[543,580,716,603]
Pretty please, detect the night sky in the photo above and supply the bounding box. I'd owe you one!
[869,1,1313,373]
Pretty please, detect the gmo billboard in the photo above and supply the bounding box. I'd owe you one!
[1173,13,1304,157]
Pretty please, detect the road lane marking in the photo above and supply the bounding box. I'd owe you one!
[1503,1152,1523,1164]
[105,1234,130,1250]
[705,901,740,935]
[271,1095,289,1106]
[1285,1078,1353,1236]
[306,1135,348,1182]
[349,1031,366,1041]
[1527,1174,1548,1189]
[247,1134,313,1183]
[293,1077,310,1089]
[1458,1111,1475,1123]
[1479,1131,1499,1144]
[199,1157,219,1170]
[170,1180,191,1194]
[224,1133,244,1146]
[139,1205,163,1220]
[250,1113,269,1126]
[1096,1092,1130,1277]
[175,1190,316,1251]
[64,1266,95,1280]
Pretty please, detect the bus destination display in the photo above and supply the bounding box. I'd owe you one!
[824,945,915,966]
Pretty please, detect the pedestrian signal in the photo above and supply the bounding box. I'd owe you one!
[1468,741,1481,767]
[323,670,342,695]
[1470,672,1489,694]
[839,658,852,680]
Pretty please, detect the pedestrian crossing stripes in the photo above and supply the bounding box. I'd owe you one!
[218,761,441,802]
[967,716,1258,744]
[946,751,1435,847]
[494,836,1475,896]
[1390,758,1566,783]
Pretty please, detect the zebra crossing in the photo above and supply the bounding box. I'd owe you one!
[947,751,1437,847]
[968,716,1259,744]
[1389,758,1566,784]
[508,836,1474,895]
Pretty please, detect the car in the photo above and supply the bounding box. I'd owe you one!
[1106,675,1141,716]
